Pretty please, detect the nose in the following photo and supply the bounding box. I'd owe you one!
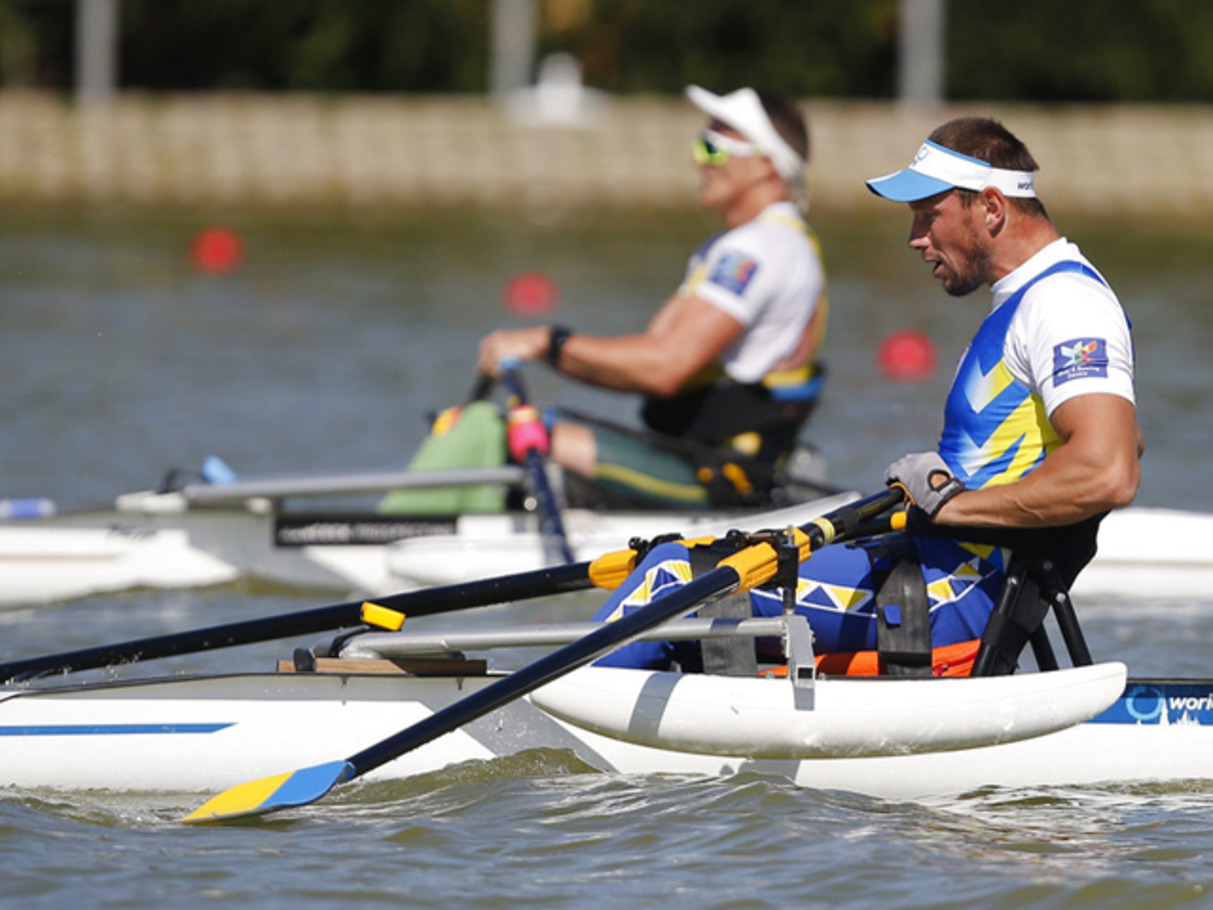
[907,216,929,250]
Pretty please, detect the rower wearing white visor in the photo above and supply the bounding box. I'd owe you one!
[593,116,1142,679]
[477,86,828,510]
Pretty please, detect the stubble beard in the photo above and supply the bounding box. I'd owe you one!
[940,218,991,297]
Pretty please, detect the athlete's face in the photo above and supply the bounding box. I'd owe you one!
[907,190,992,297]
[694,123,767,215]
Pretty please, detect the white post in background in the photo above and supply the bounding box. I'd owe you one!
[899,0,945,106]
[75,0,119,104]
[491,0,537,98]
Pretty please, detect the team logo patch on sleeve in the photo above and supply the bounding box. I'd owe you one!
[1052,337,1108,385]
[708,252,759,295]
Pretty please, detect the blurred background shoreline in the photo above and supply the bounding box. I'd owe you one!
[1,91,1211,218]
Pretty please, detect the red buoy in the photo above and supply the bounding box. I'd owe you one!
[191,227,244,274]
[878,330,937,382]
[503,272,559,316]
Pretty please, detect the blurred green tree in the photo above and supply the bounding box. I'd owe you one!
[0,0,1210,101]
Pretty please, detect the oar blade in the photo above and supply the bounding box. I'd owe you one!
[181,759,355,824]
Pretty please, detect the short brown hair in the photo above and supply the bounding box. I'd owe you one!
[757,90,809,163]
[929,117,1046,217]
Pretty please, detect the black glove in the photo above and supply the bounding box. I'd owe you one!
[883,452,965,519]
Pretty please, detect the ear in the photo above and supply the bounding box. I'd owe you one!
[978,187,1008,234]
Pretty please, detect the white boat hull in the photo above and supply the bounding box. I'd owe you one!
[0,492,1206,607]
[0,492,858,608]
[0,667,1208,801]
[529,663,1127,759]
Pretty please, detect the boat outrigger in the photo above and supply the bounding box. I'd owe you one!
[0,490,1209,819]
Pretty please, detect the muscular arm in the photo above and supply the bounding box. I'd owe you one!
[477,294,745,397]
[934,393,1143,528]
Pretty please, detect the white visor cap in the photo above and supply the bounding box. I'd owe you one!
[866,141,1036,202]
[685,85,805,184]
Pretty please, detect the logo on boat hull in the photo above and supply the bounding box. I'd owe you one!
[1091,682,1213,725]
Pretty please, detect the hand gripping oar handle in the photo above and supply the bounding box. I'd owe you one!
[181,487,904,823]
[498,359,575,564]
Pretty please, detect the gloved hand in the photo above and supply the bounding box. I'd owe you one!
[883,452,965,519]
[506,404,550,463]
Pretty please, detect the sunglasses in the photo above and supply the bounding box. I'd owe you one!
[693,129,763,167]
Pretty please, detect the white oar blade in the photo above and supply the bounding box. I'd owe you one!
[181,759,355,824]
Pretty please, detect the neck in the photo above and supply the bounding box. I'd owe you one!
[988,214,1062,284]
[721,182,788,228]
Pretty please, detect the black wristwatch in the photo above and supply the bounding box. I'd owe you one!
[547,324,574,368]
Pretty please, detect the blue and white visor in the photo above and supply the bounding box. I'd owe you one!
[866,141,1036,202]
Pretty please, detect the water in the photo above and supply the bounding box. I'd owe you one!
[1,204,1212,908]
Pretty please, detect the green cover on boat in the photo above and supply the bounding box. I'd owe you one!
[378,402,508,514]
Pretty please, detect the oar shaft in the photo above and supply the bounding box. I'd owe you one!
[0,561,595,683]
[348,565,740,777]
[348,488,905,778]
[499,362,575,564]
[805,487,906,548]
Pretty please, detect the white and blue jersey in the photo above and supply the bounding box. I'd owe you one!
[593,239,1136,667]
[940,239,1134,488]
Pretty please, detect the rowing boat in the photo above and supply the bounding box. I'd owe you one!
[0,464,855,607]
[0,615,1207,802]
[3,486,1210,814]
[0,459,1208,607]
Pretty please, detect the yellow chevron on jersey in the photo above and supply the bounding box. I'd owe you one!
[954,392,1060,487]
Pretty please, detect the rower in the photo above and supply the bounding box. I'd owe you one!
[476,85,828,510]
[588,115,1142,675]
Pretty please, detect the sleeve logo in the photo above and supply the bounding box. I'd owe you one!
[1052,337,1108,385]
[708,252,759,295]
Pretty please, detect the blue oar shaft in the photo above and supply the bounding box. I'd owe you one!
[181,487,905,822]
[499,362,575,564]
[347,565,740,777]
[349,486,905,778]
[0,561,595,683]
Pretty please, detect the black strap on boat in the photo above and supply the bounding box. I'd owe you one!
[972,561,1049,676]
[971,557,1092,677]
[874,549,933,677]
[688,539,759,677]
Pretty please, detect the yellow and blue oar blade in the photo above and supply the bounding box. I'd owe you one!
[182,760,356,824]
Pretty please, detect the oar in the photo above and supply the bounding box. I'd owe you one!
[181,487,904,823]
[0,557,634,685]
[498,359,575,564]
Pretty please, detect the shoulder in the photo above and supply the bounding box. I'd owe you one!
[1015,271,1128,343]
[1009,242,1127,333]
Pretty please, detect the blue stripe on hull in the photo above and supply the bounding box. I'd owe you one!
[0,723,233,736]
[1090,682,1213,726]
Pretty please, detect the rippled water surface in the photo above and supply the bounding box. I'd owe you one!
[1,205,1212,908]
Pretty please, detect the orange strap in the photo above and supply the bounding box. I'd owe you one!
[762,639,981,679]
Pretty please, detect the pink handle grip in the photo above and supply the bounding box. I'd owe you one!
[507,405,550,461]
